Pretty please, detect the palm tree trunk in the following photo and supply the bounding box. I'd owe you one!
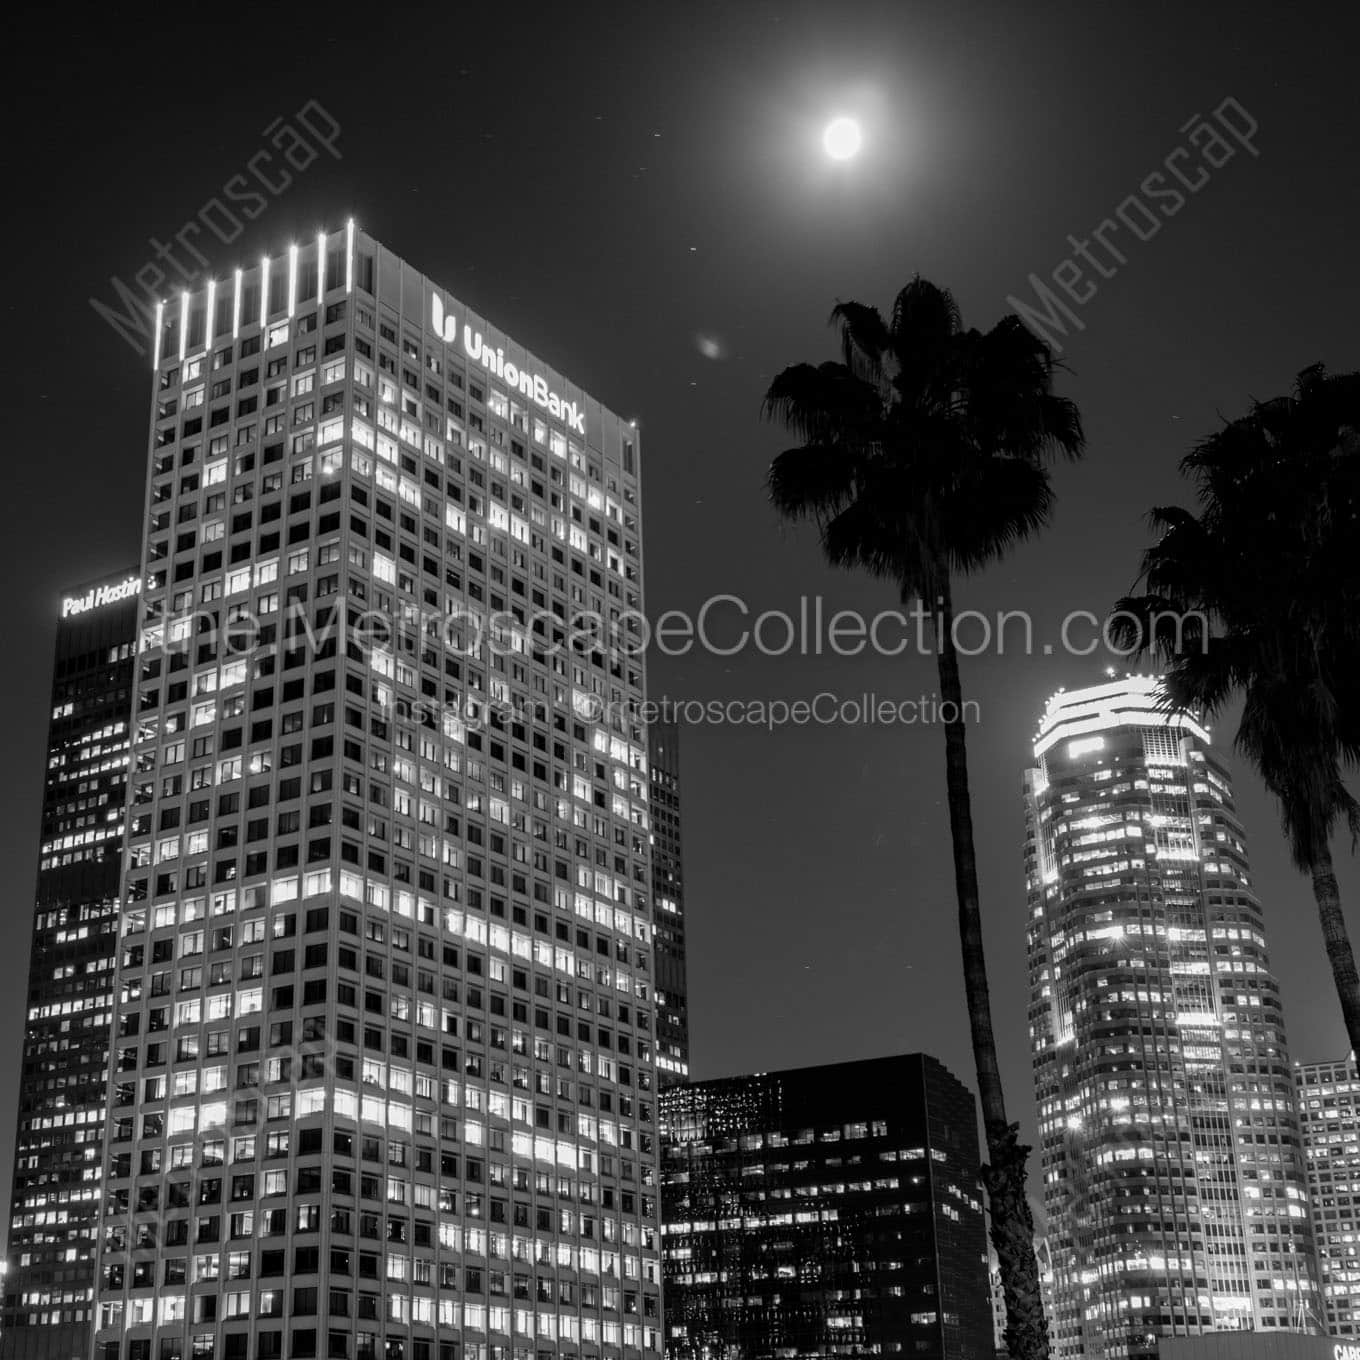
[931,574,1049,1360]
[1310,841,1360,1058]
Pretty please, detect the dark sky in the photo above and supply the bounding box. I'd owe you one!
[3,1,1359,1224]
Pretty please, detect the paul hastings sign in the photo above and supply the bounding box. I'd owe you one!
[61,575,142,619]
[431,293,585,436]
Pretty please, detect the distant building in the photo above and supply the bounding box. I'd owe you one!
[660,1054,992,1360]
[986,1235,1053,1357]
[648,719,688,1086]
[2,571,139,1360]
[1025,677,1322,1357]
[1295,1052,1360,1335]
[990,1245,1011,1360]
[987,1244,1005,1358]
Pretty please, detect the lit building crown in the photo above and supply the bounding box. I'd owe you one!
[1033,673,1210,759]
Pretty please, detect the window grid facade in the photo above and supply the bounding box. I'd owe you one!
[3,583,138,1360]
[1294,1053,1360,1336]
[90,230,662,1360]
[1024,677,1322,1358]
[646,721,686,1088]
[660,1055,992,1360]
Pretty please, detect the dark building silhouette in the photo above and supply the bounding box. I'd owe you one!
[648,720,687,1086]
[660,1054,991,1360]
[2,572,140,1360]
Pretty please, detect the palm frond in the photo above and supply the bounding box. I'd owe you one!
[767,444,858,522]
[941,458,1056,573]
[762,361,879,443]
[829,301,890,386]
[820,499,907,582]
[1117,362,1360,866]
[890,275,961,347]
[767,276,1084,601]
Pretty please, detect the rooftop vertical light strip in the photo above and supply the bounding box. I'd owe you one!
[259,257,270,330]
[345,218,354,294]
[152,301,164,371]
[287,243,299,319]
[232,269,242,339]
[205,279,216,349]
[316,232,327,304]
[177,292,189,363]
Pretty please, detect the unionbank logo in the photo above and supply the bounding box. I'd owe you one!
[62,575,142,618]
[431,293,586,436]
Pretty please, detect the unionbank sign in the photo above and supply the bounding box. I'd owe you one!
[432,294,585,436]
[61,575,142,619]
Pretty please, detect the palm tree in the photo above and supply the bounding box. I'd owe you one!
[763,278,1084,1360]
[1111,363,1360,1058]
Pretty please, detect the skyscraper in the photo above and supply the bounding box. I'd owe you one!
[1024,676,1321,1357]
[646,720,687,1087]
[660,1054,992,1360]
[89,228,662,1360]
[3,571,139,1360]
[1294,1052,1360,1336]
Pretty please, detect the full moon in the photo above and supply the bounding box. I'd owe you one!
[823,116,862,161]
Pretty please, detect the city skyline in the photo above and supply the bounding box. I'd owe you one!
[12,567,1355,1355]
[5,12,1358,1228]
[2,6,1359,1358]
[15,571,1359,1348]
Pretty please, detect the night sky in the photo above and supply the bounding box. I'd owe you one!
[4,1,1359,1227]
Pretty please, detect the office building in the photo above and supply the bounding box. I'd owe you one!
[1295,1052,1360,1335]
[646,720,687,1087]
[89,227,663,1360]
[1024,676,1322,1357]
[660,1054,992,1360]
[2,571,139,1359]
